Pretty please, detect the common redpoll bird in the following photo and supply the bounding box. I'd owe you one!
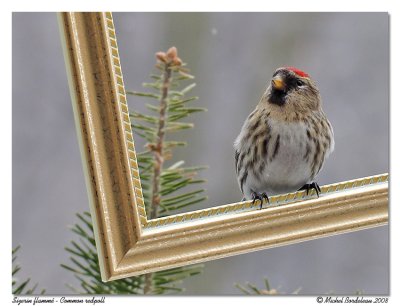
[234,67,334,204]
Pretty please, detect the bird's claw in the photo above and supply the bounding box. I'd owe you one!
[261,192,270,205]
[251,191,270,209]
[298,182,321,197]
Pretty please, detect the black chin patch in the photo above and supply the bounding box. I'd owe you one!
[269,89,287,106]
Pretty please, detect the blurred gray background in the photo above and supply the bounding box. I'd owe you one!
[13,12,389,295]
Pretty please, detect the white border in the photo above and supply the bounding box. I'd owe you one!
[5,1,398,305]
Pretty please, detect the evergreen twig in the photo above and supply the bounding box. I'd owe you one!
[235,278,301,295]
[139,47,207,294]
[12,246,45,295]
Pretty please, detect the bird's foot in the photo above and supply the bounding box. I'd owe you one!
[251,191,270,209]
[298,182,321,197]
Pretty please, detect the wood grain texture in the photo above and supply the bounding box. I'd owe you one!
[59,12,145,281]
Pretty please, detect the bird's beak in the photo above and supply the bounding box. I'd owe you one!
[271,76,285,91]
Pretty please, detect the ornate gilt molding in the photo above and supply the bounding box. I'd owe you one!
[59,12,388,281]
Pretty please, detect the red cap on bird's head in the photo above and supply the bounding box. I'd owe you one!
[284,66,310,78]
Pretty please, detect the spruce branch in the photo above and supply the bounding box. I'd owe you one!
[138,46,207,294]
[61,212,144,294]
[12,246,45,295]
[148,50,173,220]
[142,48,175,294]
[235,278,301,295]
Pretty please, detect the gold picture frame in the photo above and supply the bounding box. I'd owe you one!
[58,12,389,282]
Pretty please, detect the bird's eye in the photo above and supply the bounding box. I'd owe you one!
[296,80,304,87]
